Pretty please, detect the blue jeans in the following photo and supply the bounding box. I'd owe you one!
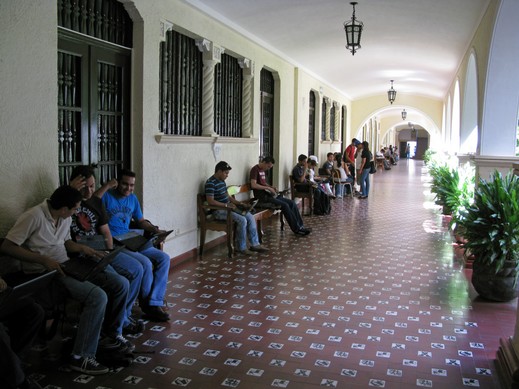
[57,276,107,358]
[110,251,144,325]
[335,177,353,197]
[215,210,260,251]
[360,168,371,196]
[90,265,129,336]
[112,248,170,307]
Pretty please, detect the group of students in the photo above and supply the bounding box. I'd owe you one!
[292,138,376,201]
[0,167,172,387]
[376,145,399,170]
[204,158,314,256]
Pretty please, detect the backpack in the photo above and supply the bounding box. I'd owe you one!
[313,188,331,215]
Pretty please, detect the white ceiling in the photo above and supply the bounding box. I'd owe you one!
[183,0,490,102]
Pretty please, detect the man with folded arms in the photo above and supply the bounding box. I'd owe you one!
[1,186,110,375]
[205,161,269,256]
[101,169,171,322]
[250,156,311,236]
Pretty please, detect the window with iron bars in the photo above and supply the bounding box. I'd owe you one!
[214,54,243,137]
[159,30,202,135]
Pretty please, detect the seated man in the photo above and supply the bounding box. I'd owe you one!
[293,154,332,215]
[0,275,45,389]
[1,186,110,375]
[69,166,144,335]
[206,161,268,255]
[292,154,311,192]
[101,169,171,322]
[322,152,335,176]
[250,157,311,236]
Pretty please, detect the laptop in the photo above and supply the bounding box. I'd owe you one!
[233,199,259,216]
[76,234,108,250]
[61,246,124,282]
[0,270,57,317]
[114,230,173,252]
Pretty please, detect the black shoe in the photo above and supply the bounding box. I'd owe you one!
[295,228,311,236]
[69,356,109,375]
[123,318,145,335]
[141,305,170,322]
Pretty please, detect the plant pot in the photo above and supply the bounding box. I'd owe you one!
[472,259,519,302]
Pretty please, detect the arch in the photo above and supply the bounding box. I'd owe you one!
[460,52,478,154]
[354,105,442,150]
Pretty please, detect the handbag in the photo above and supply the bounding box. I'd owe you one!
[369,160,377,174]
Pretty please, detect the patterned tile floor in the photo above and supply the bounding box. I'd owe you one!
[26,159,516,388]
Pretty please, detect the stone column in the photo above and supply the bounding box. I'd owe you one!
[195,39,223,137]
[324,97,331,141]
[239,58,254,138]
[333,101,340,142]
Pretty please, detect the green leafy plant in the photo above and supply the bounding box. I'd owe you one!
[458,171,519,277]
[429,163,460,215]
[423,149,437,165]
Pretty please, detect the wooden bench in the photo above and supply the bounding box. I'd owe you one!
[197,183,284,258]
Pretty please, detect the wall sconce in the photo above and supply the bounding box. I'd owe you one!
[387,80,397,104]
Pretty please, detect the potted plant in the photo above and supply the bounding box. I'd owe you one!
[429,163,460,215]
[458,171,519,301]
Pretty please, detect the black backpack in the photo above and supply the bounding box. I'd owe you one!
[313,188,331,215]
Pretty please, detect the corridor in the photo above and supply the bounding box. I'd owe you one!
[29,159,516,388]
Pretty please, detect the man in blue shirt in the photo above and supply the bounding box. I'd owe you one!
[205,161,268,256]
[101,170,170,322]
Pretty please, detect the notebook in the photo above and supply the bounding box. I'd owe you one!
[0,270,57,317]
[114,230,173,252]
[61,246,124,282]
[76,234,108,250]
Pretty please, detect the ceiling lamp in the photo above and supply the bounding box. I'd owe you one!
[387,80,397,104]
[343,2,363,56]
[401,109,407,120]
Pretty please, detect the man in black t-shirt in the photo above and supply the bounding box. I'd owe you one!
[70,166,144,342]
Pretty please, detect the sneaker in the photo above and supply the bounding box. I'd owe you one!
[69,356,109,375]
[123,318,145,335]
[98,335,134,353]
[249,245,269,253]
[141,305,170,322]
[295,228,311,236]
[115,334,135,352]
[237,248,255,255]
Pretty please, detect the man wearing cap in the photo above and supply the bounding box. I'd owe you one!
[343,138,360,193]
[205,161,269,256]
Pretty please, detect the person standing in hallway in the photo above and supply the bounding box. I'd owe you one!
[406,144,411,159]
[358,141,373,199]
[343,138,360,186]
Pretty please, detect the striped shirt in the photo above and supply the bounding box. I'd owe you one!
[205,176,229,204]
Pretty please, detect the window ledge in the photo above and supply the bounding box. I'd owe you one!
[155,134,257,144]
